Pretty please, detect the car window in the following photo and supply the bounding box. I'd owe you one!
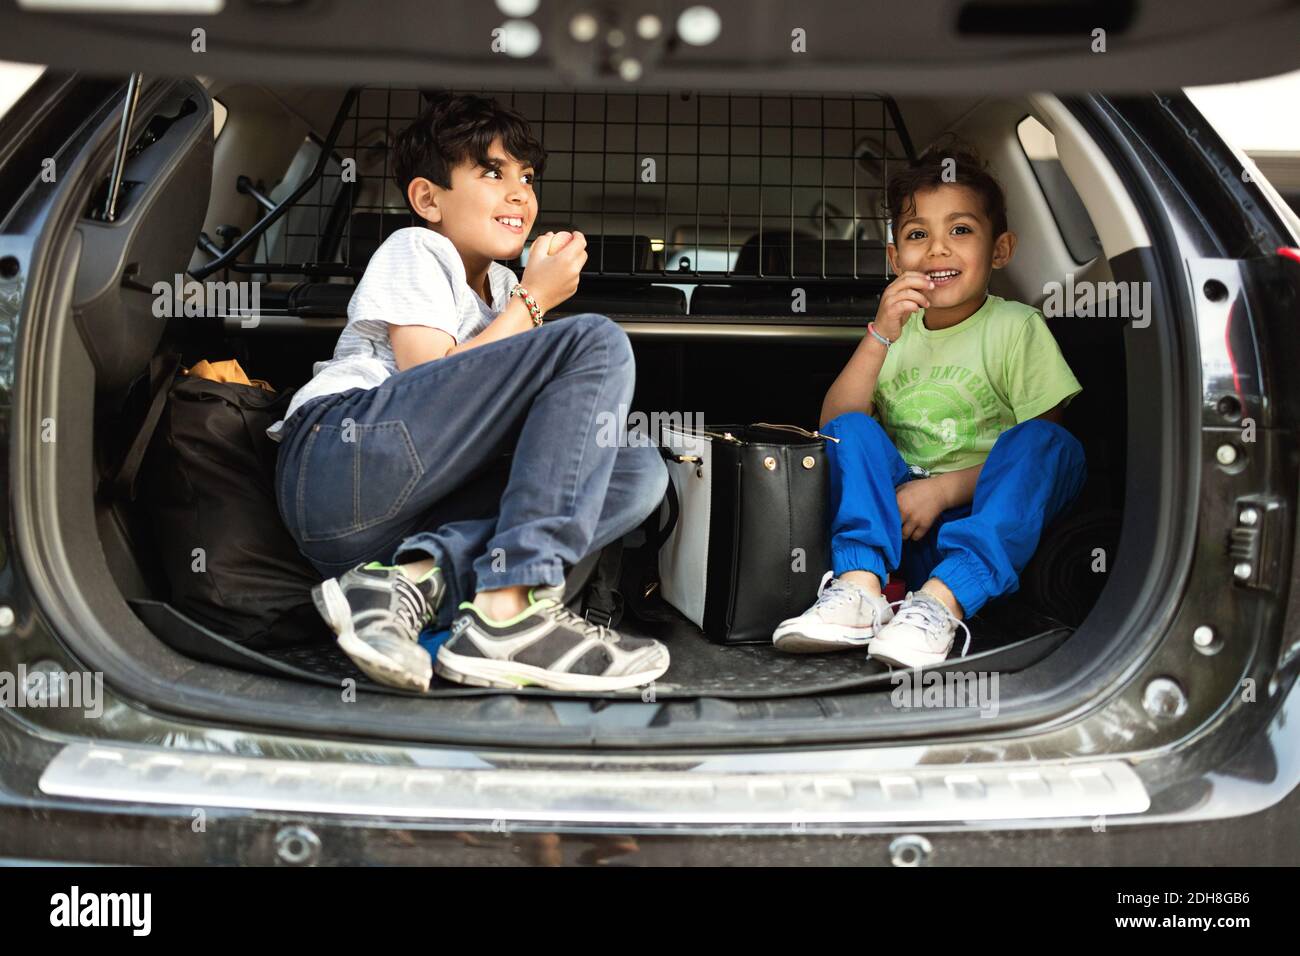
[1017,115,1102,264]
[664,244,740,273]
[213,98,227,140]
[256,134,346,272]
[0,60,45,122]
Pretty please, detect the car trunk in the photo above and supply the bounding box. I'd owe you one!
[120,334,1089,703]
[46,76,1128,714]
[38,1,1289,749]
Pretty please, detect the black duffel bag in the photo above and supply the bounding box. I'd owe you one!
[106,353,328,649]
[564,476,682,630]
[657,422,833,644]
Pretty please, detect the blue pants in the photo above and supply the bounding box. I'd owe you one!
[820,413,1086,617]
[274,314,669,628]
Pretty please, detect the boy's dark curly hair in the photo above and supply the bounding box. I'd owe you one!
[393,91,547,213]
[885,137,1008,238]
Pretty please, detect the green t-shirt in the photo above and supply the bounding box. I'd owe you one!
[872,294,1082,474]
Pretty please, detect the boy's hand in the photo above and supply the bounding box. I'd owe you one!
[896,477,949,541]
[874,271,934,341]
[521,230,587,315]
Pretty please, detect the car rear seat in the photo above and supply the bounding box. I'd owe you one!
[1043,307,1127,511]
[560,233,685,315]
[689,231,887,317]
[557,280,687,316]
[259,225,688,318]
[256,211,413,317]
[730,230,887,278]
[344,210,420,265]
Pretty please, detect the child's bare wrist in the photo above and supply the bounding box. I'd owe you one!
[934,473,957,509]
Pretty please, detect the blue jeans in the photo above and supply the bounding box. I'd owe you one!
[274,314,669,628]
[820,413,1086,617]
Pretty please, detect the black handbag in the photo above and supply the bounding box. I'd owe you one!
[657,422,835,644]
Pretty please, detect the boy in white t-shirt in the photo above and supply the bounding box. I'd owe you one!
[272,92,669,693]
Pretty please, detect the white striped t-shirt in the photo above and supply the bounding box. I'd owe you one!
[267,227,518,440]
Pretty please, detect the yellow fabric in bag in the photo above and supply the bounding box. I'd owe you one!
[184,358,275,393]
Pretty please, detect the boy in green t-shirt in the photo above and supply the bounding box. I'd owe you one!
[773,145,1086,667]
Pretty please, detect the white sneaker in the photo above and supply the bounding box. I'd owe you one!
[867,590,972,668]
[772,571,894,653]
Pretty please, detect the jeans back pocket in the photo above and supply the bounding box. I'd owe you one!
[295,420,423,542]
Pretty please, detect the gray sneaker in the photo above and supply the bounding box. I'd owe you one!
[312,561,444,691]
[435,585,670,691]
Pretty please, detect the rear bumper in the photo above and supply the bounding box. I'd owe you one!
[2,670,1296,865]
[2,771,1296,867]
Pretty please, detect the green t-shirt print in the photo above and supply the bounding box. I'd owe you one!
[872,294,1082,474]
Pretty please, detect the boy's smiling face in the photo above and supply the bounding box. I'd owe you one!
[886,183,1016,317]
[407,135,538,264]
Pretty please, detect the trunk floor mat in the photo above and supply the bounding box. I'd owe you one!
[131,597,1072,700]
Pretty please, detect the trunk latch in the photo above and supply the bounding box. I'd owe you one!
[1229,496,1286,591]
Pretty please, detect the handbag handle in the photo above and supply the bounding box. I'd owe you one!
[649,444,681,550]
[749,421,841,443]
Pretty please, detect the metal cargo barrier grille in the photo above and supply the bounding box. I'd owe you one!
[195,86,916,318]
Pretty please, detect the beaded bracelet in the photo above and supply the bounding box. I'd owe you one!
[510,284,544,326]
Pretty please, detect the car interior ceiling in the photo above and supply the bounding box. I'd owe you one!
[93,82,1128,701]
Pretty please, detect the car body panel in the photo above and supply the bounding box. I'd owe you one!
[3,0,1300,92]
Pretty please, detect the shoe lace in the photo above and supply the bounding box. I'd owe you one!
[545,601,615,643]
[886,595,973,657]
[351,575,427,643]
[396,575,432,629]
[814,571,888,630]
[814,570,859,612]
